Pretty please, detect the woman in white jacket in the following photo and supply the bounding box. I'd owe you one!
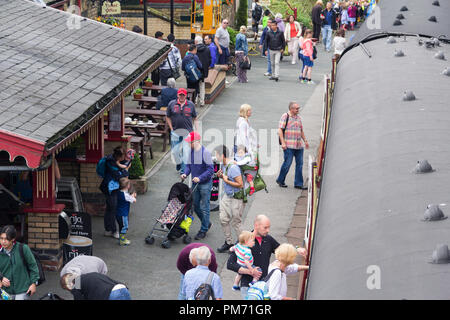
[284,15,302,65]
[266,243,309,300]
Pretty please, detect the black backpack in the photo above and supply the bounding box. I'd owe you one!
[19,243,45,286]
[253,4,262,21]
[194,272,216,300]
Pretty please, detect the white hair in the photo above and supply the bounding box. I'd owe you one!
[194,35,203,45]
[167,78,176,88]
[275,13,282,19]
[189,247,199,264]
[195,246,211,266]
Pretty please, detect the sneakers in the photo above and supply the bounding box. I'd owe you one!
[232,285,241,291]
[270,77,279,82]
[264,72,271,76]
[119,234,130,246]
[195,231,207,240]
[308,80,315,85]
[217,242,233,253]
[276,181,288,188]
[104,231,120,239]
[291,60,296,65]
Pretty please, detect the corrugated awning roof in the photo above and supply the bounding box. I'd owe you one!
[0,0,171,168]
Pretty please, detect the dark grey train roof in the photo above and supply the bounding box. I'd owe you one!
[0,0,169,149]
[306,37,450,299]
[349,0,450,47]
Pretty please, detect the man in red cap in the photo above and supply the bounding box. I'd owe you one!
[166,88,198,173]
[181,132,214,240]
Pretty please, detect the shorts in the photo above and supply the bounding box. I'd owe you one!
[303,55,314,67]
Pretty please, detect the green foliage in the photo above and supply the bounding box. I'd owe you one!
[134,88,143,94]
[268,0,315,29]
[227,26,238,47]
[129,153,145,179]
[235,0,248,32]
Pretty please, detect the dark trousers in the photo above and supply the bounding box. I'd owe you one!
[313,23,321,40]
[187,79,200,103]
[104,189,118,233]
[160,68,172,86]
[217,45,230,65]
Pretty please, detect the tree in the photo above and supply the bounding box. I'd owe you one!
[129,153,145,179]
[235,0,248,30]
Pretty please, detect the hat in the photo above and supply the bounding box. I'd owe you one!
[177,88,187,95]
[184,132,201,142]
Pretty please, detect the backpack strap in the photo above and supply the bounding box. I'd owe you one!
[18,243,31,275]
[206,272,216,300]
[263,268,281,282]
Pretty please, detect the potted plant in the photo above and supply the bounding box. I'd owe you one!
[144,78,153,87]
[133,88,143,99]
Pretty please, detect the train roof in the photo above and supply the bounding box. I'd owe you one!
[349,0,450,47]
[305,35,450,299]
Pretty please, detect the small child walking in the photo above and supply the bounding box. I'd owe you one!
[301,29,315,84]
[230,231,261,291]
[116,177,137,246]
[297,26,306,82]
[333,29,347,61]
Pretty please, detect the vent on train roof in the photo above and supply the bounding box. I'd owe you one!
[400,6,408,11]
[387,36,397,44]
[428,16,438,23]
[430,244,450,264]
[423,204,447,221]
[403,91,416,101]
[396,13,405,20]
[432,0,440,6]
[394,49,405,57]
[443,67,450,76]
[414,160,434,173]
[435,51,445,60]
[393,19,403,26]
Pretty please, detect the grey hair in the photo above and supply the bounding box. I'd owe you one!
[288,101,299,110]
[167,78,176,88]
[194,35,203,45]
[189,247,198,264]
[255,214,269,225]
[195,246,211,266]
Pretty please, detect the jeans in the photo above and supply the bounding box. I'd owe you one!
[109,288,132,300]
[276,148,305,187]
[269,50,281,78]
[171,131,190,173]
[218,45,230,65]
[116,215,129,235]
[322,24,333,51]
[192,180,212,233]
[104,189,118,233]
[266,50,272,74]
[178,274,185,300]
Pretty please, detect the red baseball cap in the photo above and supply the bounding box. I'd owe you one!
[184,131,201,142]
[177,88,187,95]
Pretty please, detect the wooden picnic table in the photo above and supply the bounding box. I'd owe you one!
[125,109,169,151]
[125,122,159,170]
[142,85,195,100]
[132,95,158,109]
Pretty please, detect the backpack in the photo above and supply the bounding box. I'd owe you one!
[245,268,280,300]
[253,4,262,21]
[19,243,45,286]
[184,56,202,82]
[194,271,216,300]
[96,156,107,178]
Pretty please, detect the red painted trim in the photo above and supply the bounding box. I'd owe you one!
[23,204,65,214]
[0,130,46,169]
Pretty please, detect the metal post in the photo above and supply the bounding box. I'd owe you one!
[170,0,174,35]
[143,0,148,35]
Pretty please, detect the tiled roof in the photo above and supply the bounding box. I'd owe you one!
[0,0,170,149]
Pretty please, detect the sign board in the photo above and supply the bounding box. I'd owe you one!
[102,1,121,15]
[108,100,122,132]
[67,211,92,239]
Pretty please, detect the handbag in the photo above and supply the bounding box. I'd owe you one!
[239,56,251,70]
[167,55,181,80]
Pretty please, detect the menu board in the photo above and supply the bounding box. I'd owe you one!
[108,100,122,132]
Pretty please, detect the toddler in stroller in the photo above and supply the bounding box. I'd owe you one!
[145,182,194,249]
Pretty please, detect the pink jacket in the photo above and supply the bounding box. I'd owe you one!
[302,39,313,58]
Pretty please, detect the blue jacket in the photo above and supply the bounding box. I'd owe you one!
[208,43,217,68]
[184,146,214,184]
[259,26,270,55]
[235,33,248,56]
[156,87,177,109]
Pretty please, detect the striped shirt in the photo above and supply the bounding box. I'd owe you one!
[234,243,254,267]
[278,113,304,150]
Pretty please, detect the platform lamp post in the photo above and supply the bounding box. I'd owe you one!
[143,0,148,35]
[170,0,174,35]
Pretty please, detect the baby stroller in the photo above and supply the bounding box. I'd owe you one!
[145,182,195,249]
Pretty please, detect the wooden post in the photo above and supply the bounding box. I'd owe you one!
[85,116,104,162]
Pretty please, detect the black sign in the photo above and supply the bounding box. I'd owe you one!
[65,210,92,239]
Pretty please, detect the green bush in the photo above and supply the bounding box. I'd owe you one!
[227,26,238,47]
[129,153,145,179]
[268,0,315,29]
[235,0,248,31]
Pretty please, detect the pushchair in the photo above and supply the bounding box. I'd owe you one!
[145,182,195,249]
